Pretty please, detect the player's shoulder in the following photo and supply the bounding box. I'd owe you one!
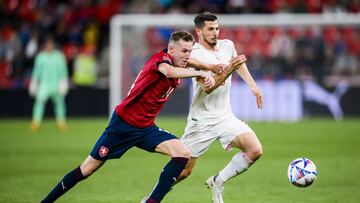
[192,42,202,51]
[218,39,235,48]
[157,49,172,65]
[55,50,66,58]
[149,49,170,60]
[147,49,173,70]
[36,51,48,59]
[191,43,205,58]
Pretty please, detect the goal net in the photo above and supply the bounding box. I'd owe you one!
[110,13,360,121]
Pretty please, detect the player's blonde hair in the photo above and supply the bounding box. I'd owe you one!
[169,31,194,44]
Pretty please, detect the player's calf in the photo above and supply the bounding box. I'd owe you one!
[41,156,103,202]
[175,157,197,184]
[146,157,189,202]
[216,152,254,186]
[41,166,87,203]
[177,167,192,182]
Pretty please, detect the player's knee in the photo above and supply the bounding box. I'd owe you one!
[174,148,191,159]
[80,165,97,177]
[248,146,263,161]
[80,167,92,177]
[180,150,191,159]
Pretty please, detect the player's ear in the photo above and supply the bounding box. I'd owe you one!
[168,43,174,54]
[195,27,201,35]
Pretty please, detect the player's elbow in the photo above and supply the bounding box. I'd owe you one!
[159,64,176,78]
[162,72,171,78]
[164,71,178,79]
[165,66,179,78]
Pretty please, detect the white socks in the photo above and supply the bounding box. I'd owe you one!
[216,152,253,185]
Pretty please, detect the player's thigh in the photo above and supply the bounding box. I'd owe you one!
[155,139,191,158]
[90,113,140,160]
[217,116,254,151]
[181,121,217,157]
[136,125,180,154]
[35,87,51,102]
[230,131,263,158]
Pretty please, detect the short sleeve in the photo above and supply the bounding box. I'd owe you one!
[190,47,202,61]
[227,39,237,58]
[151,53,173,72]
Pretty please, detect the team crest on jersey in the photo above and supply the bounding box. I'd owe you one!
[99,146,109,157]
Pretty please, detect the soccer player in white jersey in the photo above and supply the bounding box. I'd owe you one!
[177,13,264,203]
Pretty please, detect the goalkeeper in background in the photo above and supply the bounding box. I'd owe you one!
[29,36,69,131]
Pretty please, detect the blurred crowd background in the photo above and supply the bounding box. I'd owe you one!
[0,0,359,118]
[1,0,359,89]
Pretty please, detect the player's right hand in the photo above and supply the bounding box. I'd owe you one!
[29,80,38,97]
[251,87,263,109]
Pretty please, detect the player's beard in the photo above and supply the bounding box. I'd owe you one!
[203,34,217,48]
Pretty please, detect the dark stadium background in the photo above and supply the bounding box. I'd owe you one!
[0,1,360,203]
[1,0,359,118]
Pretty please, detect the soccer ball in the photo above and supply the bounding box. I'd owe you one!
[287,158,318,187]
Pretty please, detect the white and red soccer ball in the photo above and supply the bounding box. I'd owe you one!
[288,158,318,187]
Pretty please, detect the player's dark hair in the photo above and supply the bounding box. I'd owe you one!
[194,12,217,28]
[169,31,194,43]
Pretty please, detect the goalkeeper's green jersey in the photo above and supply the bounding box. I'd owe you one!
[31,50,68,91]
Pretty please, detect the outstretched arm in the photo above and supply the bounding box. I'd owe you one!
[158,63,215,89]
[187,58,225,75]
[201,55,247,94]
[236,63,263,109]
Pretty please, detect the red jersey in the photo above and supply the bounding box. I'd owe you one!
[116,49,180,128]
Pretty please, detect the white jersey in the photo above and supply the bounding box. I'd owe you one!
[188,39,237,124]
[182,39,253,157]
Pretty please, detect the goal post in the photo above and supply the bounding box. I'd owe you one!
[109,13,360,119]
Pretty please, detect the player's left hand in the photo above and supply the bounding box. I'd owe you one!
[210,64,226,75]
[201,72,215,89]
[252,87,263,109]
[225,55,247,73]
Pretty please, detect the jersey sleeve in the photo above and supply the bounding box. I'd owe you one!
[151,53,173,72]
[31,53,42,81]
[188,48,206,71]
[190,47,203,61]
[227,39,237,58]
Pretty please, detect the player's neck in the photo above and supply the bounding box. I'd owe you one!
[199,40,217,52]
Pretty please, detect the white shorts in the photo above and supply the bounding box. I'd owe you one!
[180,114,254,157]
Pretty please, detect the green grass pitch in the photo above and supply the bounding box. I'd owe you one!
[0,117,359,203]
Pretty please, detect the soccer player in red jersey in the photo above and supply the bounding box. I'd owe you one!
[41,31,216,203]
